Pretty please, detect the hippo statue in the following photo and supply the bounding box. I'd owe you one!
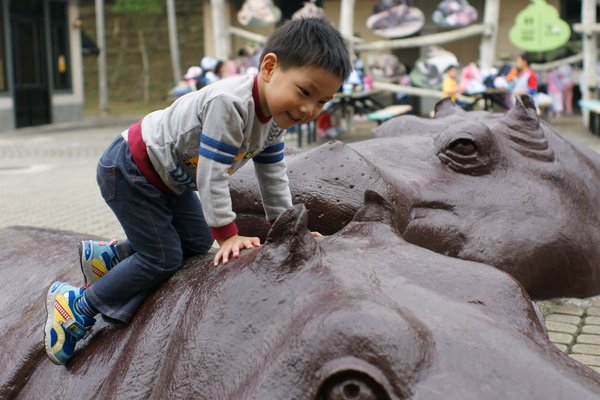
[1,195,600,399]
[2,194,600,399]
[231,95,600,299]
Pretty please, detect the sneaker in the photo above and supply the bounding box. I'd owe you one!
[79,240,118,286]
[44,281,95,365]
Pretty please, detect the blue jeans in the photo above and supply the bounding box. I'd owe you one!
[83,135,213,323]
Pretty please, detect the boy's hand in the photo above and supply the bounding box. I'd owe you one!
[214,235,261,266]
[311,231,322,237]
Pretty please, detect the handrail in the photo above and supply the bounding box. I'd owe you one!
[530,53,583,72]
[373,81,473,102]
[355,24,489,52]
[228,26,268,44]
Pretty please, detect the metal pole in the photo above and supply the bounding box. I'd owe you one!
[166,0,181,84]
[339,0,355,56]
[95,0,108,113]
[478,0,500,71]
[581,0,598,104]
[582,0,597,126]
[210,0,229,60]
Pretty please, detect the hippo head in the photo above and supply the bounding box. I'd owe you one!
[363,95,600,298]
[6,197,600,399]
[230,98,600,298]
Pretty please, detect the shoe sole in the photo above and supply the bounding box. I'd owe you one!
[78,241,92,287]
[44,282,66,365]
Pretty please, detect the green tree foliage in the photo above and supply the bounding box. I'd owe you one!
[112,0,164,15]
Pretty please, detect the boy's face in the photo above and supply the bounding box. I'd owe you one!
[258,53,343,129]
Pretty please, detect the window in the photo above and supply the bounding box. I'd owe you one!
[0,4,7,92]
[50,1,71,90]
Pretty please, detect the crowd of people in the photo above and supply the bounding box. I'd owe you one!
[440,53,576,116]
[171,45,579,122]
[170,45,263,99]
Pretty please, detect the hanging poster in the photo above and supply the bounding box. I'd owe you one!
[237,0,281,28]
[409,46,458,89]
[509,0,571,52]
[366,0,425,39]
[432,0,478,28]
[292,0,326,20]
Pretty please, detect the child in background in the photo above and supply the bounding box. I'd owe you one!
[510,53,538,96]
[558,64,574,115]
[443,64,471,109]
[44,17,351,365]
[442,64,461,101]
[547,67,564,117]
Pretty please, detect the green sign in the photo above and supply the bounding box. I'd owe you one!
[509,0,571,52]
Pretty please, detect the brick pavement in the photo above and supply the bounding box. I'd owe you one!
[2,113,600,373]
[0,120,130,239]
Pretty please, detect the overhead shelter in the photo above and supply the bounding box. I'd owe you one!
[205,0,500,106]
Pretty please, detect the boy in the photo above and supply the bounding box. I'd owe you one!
[44,17,351,365]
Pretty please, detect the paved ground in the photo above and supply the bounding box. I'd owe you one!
[2,112,600,373]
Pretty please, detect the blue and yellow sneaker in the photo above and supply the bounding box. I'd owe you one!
[79,240,119,286]
[44,281,95,365]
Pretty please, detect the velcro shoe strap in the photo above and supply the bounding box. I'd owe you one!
[62,318,92,340]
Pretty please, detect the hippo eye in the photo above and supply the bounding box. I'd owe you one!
[437,133,494,175]
[447,138,477,156]
[317,372,390,400]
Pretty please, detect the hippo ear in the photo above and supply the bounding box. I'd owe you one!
[434,97,466,118]
[506,94,540,131]
[256,204,321,271]
[502,93,553,161]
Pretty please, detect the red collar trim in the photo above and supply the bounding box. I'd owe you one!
[253,75,271,124]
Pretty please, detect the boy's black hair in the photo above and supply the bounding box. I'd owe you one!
[519,52,532,66]
[260,17,352,81]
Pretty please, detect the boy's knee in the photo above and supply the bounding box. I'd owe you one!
[182,237,213,257]
[141,247,183,275]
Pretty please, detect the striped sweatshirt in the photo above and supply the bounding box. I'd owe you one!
[124,74,293,240]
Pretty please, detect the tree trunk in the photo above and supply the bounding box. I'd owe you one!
[109,17,130,87]
[137,29,150,103]
[96,0,109,113]
[167,0,182,84]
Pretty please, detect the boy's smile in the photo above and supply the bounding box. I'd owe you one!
[257,53,343,129]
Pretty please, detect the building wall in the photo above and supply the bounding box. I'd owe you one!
[0,97,14,131]
[0,0,13,131]
[51,0,84,124]
[0,0,84,132]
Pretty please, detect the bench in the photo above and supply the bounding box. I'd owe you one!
[367,105,413,125]
[578,99,600,136]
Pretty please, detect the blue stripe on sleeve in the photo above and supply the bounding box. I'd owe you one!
[253,153,285,164]
[200,134,239,156]
[262,142,285,153]
[199,147,235,165]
